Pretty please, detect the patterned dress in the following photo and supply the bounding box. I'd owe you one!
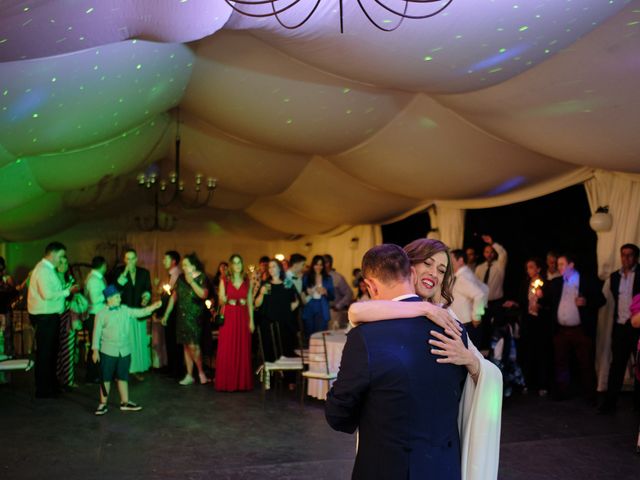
[175,274,206,345]
[215,278,253,392]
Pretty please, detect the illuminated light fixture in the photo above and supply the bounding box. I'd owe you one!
[136,108,217,231]
[274,253,286,261]
[589,206,613,232]
[225,0,454,33]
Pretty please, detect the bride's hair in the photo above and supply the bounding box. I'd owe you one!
[403,238,455,307]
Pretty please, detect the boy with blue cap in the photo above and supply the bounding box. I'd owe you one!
[92,284,161,415]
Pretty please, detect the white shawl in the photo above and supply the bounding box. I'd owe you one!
[458,345,503,480]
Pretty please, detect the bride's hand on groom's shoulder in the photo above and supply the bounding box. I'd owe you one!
[421,303,462,336]
[428,328,474,367]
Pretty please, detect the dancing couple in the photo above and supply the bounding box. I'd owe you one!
[326,239,502,480]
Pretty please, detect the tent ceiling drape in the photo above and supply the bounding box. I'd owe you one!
[0,0,639,241]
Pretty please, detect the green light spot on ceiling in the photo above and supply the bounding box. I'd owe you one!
[382,19,392,24]
[86,7,94,13]
[93,65,99,70]
[32,113,39,118]
[283,98,290,103]
[489,67,503,73]
[419,117,437,129]
[346,109,352,114]
[132,39,138,44]
[23,6,29,12]
[170,54,175,59]
[431,46,443,53]
[51,77,56,82]
[497,27,504,32]
[0,38,7,44]
[2,90,7,96]
[628,21,639,26]
[424,56,433,62]
[16,158,22,164]
[286,119,293,125]
[27,181,32,187]
[342,88,351,94]
[544,49,550,54]
[118,98,124,103]
[499,48,507,53]
[519,26,528,32]
[136,64,142,70]
[535,14,541,18]
[512,4,519,8]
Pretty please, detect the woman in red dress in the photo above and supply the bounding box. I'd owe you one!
[215,254,254,391]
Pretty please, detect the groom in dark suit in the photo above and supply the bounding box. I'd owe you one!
[325,244,467,479]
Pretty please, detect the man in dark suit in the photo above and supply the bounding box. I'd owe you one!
[111,248,152,380]
[325,244,467,479]
[544,253,605,400]
[599,243,640,413]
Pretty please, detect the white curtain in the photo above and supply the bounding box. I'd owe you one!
[427,205,466,250]
[584,170,640,390]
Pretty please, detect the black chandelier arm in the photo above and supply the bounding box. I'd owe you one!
[155,184,180,208]
[177,188,215,210]
[371,0,453,20]
[224,0,305,18]
[356,0,407,32]
[272,0,323,30]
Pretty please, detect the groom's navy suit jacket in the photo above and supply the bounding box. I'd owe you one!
[325,296,467,480]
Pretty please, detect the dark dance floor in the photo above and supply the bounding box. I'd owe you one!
[1,372,638,480]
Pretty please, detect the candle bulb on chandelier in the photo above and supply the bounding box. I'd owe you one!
[169,172,177,184]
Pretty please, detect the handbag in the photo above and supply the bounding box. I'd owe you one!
[214,305,225,328]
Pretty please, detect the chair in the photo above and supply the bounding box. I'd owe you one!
[256,327,303,396]
[301,331,337,404]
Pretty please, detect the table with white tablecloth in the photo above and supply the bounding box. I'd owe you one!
[307,329,347,400]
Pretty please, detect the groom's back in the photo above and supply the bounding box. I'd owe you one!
[354,315,467,480]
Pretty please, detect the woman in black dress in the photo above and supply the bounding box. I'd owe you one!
[162,253,210,385]
[254,259,299,360]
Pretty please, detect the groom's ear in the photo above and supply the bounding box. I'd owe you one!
[364,278,378,299]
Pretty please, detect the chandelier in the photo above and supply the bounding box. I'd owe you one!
[135,109,217,231]
[225,0,454,33]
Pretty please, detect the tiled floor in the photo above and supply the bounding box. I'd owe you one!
[0,373,638,479]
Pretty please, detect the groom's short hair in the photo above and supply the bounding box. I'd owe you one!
[362,244,411,284]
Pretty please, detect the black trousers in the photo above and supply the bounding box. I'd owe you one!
[605,322,640,408]
[164,312,183,378]
[521,314,553,392]
[31,313,61,397]
[84,315,100,382]
[553,326,596,398]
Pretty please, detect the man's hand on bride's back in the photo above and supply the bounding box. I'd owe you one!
[421,302,462,336]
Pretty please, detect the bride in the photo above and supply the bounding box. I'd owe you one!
[349,238,502,480]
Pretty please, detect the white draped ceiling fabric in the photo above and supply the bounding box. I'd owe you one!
[1,0,639,243]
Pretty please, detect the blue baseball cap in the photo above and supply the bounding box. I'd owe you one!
[103,284,120,299]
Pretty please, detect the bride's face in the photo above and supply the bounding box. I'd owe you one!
[413,251,448,301]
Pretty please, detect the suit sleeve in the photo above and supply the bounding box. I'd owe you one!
[325,329,370,434]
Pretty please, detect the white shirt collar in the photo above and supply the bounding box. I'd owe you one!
[392,294,420,302]
[91,269,104,279]
[43,258,55,269]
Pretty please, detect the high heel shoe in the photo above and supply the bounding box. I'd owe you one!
[199,373,211,385]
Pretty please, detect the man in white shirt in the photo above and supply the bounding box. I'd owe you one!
[27,241,79,398]
[546,254,605,400]
[600,243,640,413]
[324,254,354,329]
[475,235,508,348]
[450,249,488,349]
[83,256,108,383]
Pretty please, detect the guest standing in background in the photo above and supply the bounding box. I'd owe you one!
[301,255,334,338]
[216,254,254,392]
[56,256,81,388]
[84,256,107,383]
[113,248,152,381]
[324,254,353,330]
[160,250,182,379]
[546,251,562,281]
[466,246,479,273]
[503,258,552,396]
[475,235,508,348]
[599,243,640,413]
[161,253,210,386]
[629,294,640,453]
[0,256,16,357]
[254,259,299,358]
[28,242,78,398]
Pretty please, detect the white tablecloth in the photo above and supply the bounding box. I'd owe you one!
[307,329,347,400]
